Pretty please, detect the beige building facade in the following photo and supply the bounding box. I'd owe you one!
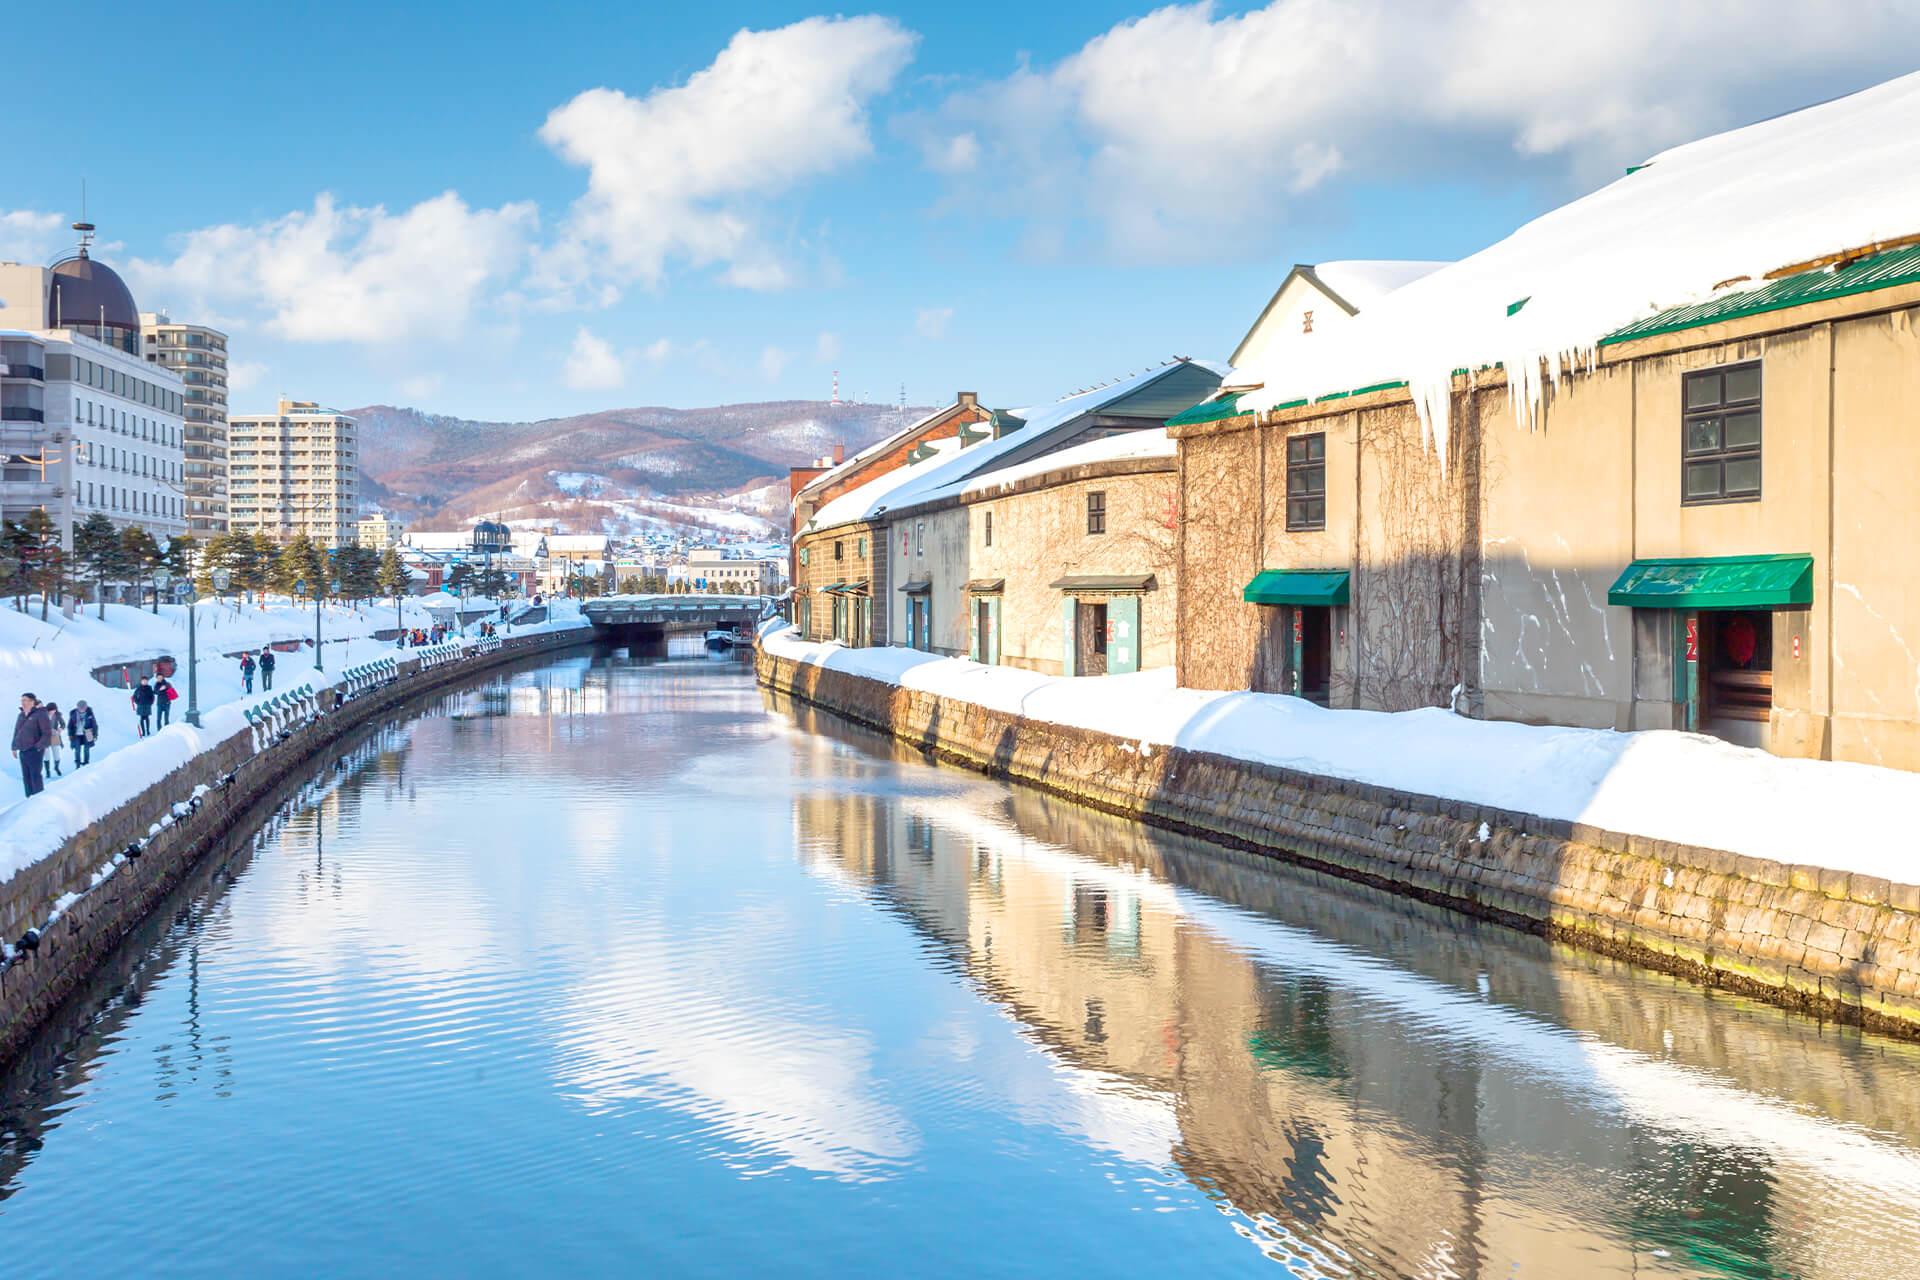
[1172,260,1920,770]
[139,312,228,537]
[228,398,359,547]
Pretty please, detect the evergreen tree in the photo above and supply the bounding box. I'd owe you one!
[19,509,62,619]
[119,526,163,613]
[244,532,278,601]
[74,513,121,618]
[165,533,198,599]
[446,562,474,595]
[0,521,24,612]
[335,546,382,602]
[377,546,409,600]
[273,534,326,600]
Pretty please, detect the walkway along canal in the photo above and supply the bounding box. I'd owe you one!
[3,644,1920,1276]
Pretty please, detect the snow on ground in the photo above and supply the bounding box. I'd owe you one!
[762,624,1920,882]
[1237,71,1920,456]
[0,598,589,873]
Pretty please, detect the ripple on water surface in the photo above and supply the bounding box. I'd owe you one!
[3,648,1920,1278]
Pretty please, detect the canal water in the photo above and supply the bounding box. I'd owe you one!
[4,647,1920,1278]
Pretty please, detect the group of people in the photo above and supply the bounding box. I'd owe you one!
[11,694,98,796]
[399,625,449,648]
[130,674,178,736]
[237,649,277,695]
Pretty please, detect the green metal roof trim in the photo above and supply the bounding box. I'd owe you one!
[1243,569,1351,607]
[1313,380,1408,404]
[1602,244,1920,347]
[1164,391,1246,426]
[1607,554,1813,611]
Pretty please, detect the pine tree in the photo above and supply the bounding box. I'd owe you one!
[119,526,163,613]
[245,533,278,602]
[274,533,325,600]
[335,546,381,602]
[377,546,409,599]
[74,513,121,618]
[20,509,62,620]
[0,521,24,612]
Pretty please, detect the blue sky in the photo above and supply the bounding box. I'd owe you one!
[5,1,1915,421]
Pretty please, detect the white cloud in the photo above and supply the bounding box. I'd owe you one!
[398,373,444,401]
[535,15,916,298]
[227,360,268,393]
[759,344,791,380]
[920,0,1920,257]
[914,306,953,339]
[127,192,537,343]
[564,326,626,391]
[643,337,675,363]
[0,209,65,263]
[815,331,841,362]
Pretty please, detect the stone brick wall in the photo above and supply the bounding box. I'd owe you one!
[0,628,592,1066]
[759,647,1920,1039]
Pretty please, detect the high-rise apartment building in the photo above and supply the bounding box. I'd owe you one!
[0,224,187,542]
[140,312,229,537]
[228,398,359,547]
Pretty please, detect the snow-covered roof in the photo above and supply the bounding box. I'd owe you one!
[955,428,1175,499]
[806,361,1222,531]
[1237,71,1920,459]
[794,398,970,502]
[1308,260,1450,312]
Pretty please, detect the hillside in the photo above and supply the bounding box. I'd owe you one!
[351,400,926,538]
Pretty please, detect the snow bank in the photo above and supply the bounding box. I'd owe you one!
[0,598,591,838]
[762,624,1920,882]
[1238,71,1920,459]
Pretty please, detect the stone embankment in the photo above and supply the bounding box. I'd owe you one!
[759,647,1920,1039]
[0,628,593,1065]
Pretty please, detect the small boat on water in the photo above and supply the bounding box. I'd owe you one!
[704,629,751,653]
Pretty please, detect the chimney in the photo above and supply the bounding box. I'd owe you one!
[957,391,977,408]
[832,443,845,465]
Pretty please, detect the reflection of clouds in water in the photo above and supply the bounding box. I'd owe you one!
[566,800,631,869]
[550,933,918,1180]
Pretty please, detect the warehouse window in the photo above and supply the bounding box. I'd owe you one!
[984,510,992,547]
[1682,362,1761,505]
[1087,491,1106,535]
[1286,433,1326,531]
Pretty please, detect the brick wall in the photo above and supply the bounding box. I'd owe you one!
[759,646,1920,1039]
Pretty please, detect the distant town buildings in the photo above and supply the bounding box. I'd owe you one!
[355,511,403,549]
[0,225,187,541]
[687,546,783,594]
[140,312,230,538]
[228,397,359,547]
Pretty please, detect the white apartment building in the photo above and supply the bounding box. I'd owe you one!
[141,312,229,538]
[356,512,403,549]
[228,398,359,547]
[687,546,782,594]
[0,227,188,542]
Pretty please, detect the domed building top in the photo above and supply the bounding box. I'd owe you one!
[47,223,140,354]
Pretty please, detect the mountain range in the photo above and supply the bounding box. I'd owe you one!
[349,400,925,539]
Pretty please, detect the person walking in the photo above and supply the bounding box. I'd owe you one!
[12,693,52,797]
[42,702,64,779]
[260,648,276,690]
[154,676,175,728]
[68,701,96,767]
[240,651,256,694]
[132,676,157,737]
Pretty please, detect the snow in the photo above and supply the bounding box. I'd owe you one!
[0,597,590,877]
[957,428,1175,498]
[1309,259,1449,310]
[794,403,955,500]
[807,362,1225,532]
[1237,71,1920,462]
[762,623,1920,883]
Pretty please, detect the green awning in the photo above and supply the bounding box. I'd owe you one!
[1243,569,1350,606]
[1607,554,1813,610]
[1164,391,1247,427]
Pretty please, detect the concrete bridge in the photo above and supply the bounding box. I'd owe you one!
[582,594,770,643]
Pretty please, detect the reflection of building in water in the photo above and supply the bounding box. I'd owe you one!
[791,777,1920,1278]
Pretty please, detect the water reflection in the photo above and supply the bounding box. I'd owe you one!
[0,650,1916,1278]
[781,698,1920,1278]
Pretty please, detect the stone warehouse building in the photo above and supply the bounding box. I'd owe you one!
[793,360,1222,667]
[1167,80,1920,770]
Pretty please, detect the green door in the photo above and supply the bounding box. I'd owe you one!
[1060,596,1078,676]
[1107,596,1140,674]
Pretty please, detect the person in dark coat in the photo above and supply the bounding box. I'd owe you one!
[132,677,157,737]
[12,692,52,797]
[68,701,97,766]
[260,648,276,690]
[153,676,175,728]
[240,651,256,694]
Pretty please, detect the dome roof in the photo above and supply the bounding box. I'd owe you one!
[47,251,139,333]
